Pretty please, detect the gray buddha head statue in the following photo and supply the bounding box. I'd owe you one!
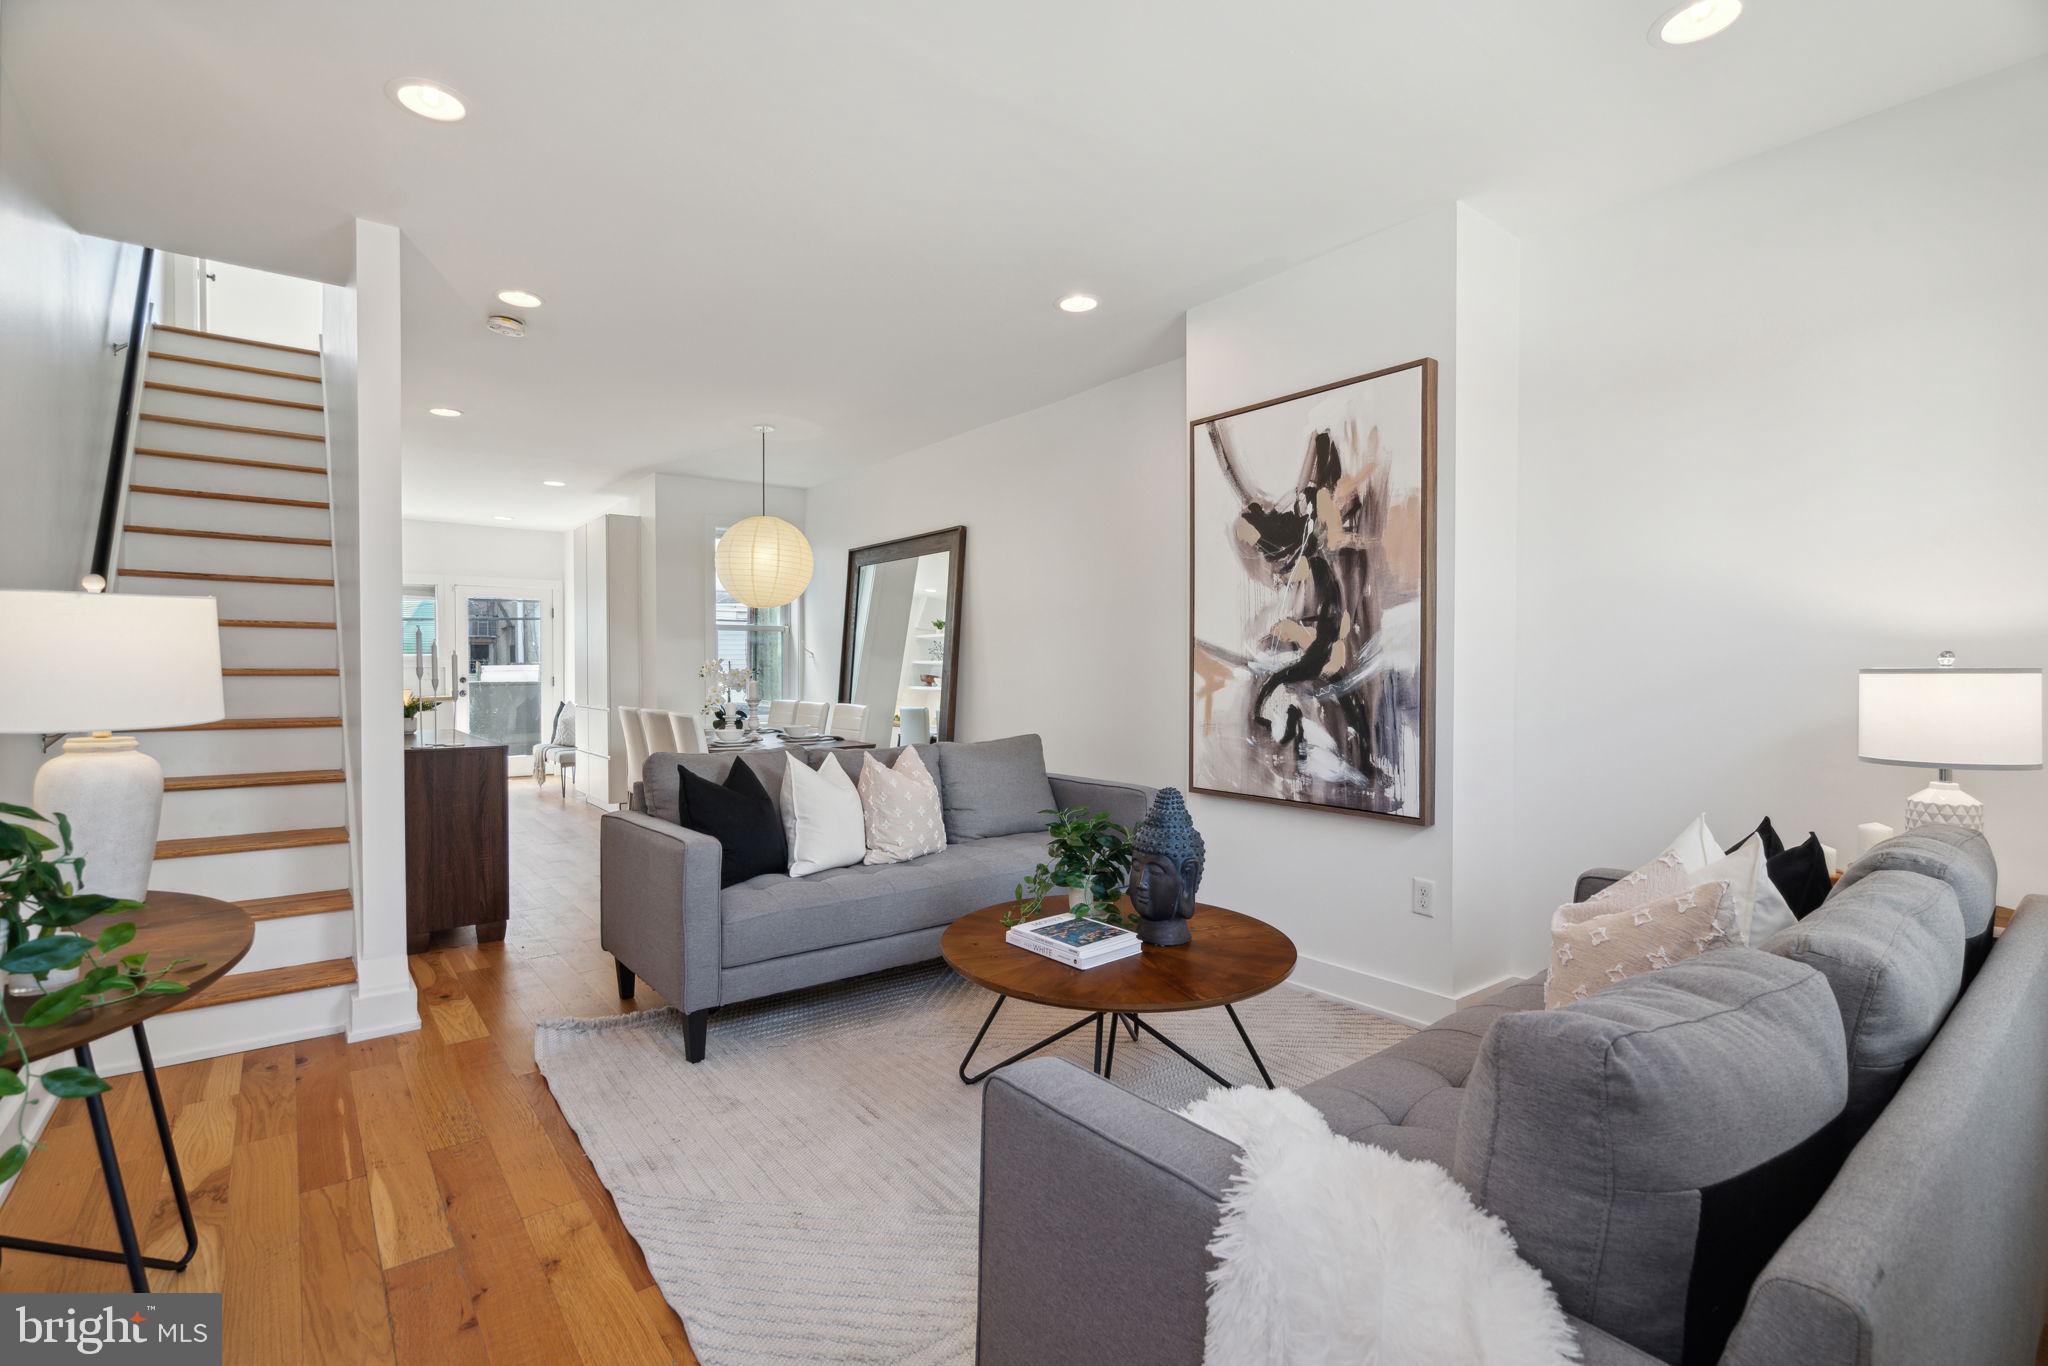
[1127,788,1206,945]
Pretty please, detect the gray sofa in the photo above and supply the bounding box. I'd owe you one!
[979,826,2048,1365]
[600,734,1153,1062]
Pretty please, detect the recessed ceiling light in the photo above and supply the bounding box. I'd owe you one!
[497,289,544,309]
[428,407,462,418]
[1650,0,1741,46]
[486,314,525,337]
[492,514,515,521]
[1058,293,1099,313]
[385,78,467,122]
[542,480,566,487]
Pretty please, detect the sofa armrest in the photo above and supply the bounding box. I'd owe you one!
[1048,774,1156,831]
[979,1059,1238,1366]
[599,810,723,1013]
[1573,865,1633,902]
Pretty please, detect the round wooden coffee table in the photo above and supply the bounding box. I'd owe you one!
[940,898,1296,1088]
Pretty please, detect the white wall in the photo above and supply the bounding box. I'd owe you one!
[323,218,418,1043]
[202,258,324,350]
[800,360,1187,785]
[402,518,568,585]
[0,60,138,800]
[1514,59,2048,915]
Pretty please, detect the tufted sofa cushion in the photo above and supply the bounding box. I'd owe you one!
[1298,978,1544,1168]
[1830,826,1997,980]
[1762,866,1963,1135]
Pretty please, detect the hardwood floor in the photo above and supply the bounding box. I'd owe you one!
[0,780,696,1365]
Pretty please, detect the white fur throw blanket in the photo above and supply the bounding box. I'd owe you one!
[1179,1087,1579,1366]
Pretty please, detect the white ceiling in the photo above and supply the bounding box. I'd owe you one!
[7,0,2044,528]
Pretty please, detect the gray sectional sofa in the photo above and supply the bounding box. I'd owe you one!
[600,734,1153,1061]
[978,826,2048,1366]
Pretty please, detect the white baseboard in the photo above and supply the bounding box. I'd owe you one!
[1287,955,1458,1027]
[83,986,355,1076]
[347,980,421,1043]
[0,1079,61,1208]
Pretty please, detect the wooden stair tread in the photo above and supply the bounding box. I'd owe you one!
[164,769,344,791]
[125,568,335,587]
[126,524,332,547]
[218,618,336,630]
[165,957,356,1012]
[155,825,349,859]
[152,323,320,358]
[152,716,341,732]
[221,667,340,677]
[140,413,324,443]
[134,446,326,475]
[130,484,329,509]
[144,380,324,412]
[237,889,353,921]
[148,349,322,383]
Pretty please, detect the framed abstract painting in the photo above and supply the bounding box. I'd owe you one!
[1189,358,1437,823]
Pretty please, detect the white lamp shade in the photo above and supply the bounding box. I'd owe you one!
[1858,668,2043,770]
[716,516,814,610]
[0,591,224,733]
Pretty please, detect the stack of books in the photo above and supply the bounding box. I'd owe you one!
[1005,914,1142,969]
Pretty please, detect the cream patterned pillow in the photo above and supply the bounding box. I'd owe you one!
[1545,880,1738,1009]
[857,746,946,865]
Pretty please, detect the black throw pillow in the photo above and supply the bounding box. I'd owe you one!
[1771,833,1833,919]
[676,759,787,887]
[1726,816,1786,860]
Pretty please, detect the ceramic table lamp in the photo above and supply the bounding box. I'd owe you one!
[1858,653,2043,831]
[0,590,224,898]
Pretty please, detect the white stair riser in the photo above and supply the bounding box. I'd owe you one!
[147,329,320,377]
[134,417,325,466]
[130,451,329,500]
[124,491,332,540]
[138,726,346,773]
[145,356,325,405]
[121,573,333,620]
[85,988,351,1076]
[117,530,333,577]
[157,783,348,839]
[139,387,327,438]
[232,910,354,974]
[223,675,343,715]
[217,626,339,669]
[147,841,352,901]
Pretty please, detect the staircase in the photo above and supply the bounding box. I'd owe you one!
[112,322,360,1057]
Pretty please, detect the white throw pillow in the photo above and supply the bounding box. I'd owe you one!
[781,754,865,877]
[1659,813,1723,874]
[857,747,947,865]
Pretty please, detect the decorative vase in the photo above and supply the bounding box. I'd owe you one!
[3,923,83,998]
[1128,788,1206,947]
[405,716,418,736]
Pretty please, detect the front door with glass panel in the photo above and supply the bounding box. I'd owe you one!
[453,586,557,776]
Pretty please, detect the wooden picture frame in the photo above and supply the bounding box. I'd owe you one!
[1188,358,1437,824]
[838,526,967,742]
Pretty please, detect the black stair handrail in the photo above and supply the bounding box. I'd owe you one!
[87,244,156,587]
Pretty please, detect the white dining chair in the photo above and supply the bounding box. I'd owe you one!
[665,711,707,755]
[792,701,827,729]
[826,702,868,741]
[640,708,679,755]
[897,706,932,745]
[766,699,797,728]
[617,706,650,780]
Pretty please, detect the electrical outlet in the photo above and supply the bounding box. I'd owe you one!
[1411,877,1436,917]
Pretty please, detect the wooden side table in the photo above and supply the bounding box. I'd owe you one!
[0,892,252,1291]
[403,729,510,952]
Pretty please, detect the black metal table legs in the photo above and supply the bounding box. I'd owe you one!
[0,1023,199,1292]
[957,997,1276,1090]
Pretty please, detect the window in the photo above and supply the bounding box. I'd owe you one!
[402,588,437,661]
[714,530,792,701]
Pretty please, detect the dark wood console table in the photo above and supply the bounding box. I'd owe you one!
[0,891,253,1290]
[403,729,510,952]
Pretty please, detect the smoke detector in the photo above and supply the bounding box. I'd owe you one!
[486,314,526,337]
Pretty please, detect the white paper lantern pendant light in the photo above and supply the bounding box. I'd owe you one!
[716,424,814,610]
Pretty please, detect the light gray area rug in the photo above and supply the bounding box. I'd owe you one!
[534,962,1412,1365]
